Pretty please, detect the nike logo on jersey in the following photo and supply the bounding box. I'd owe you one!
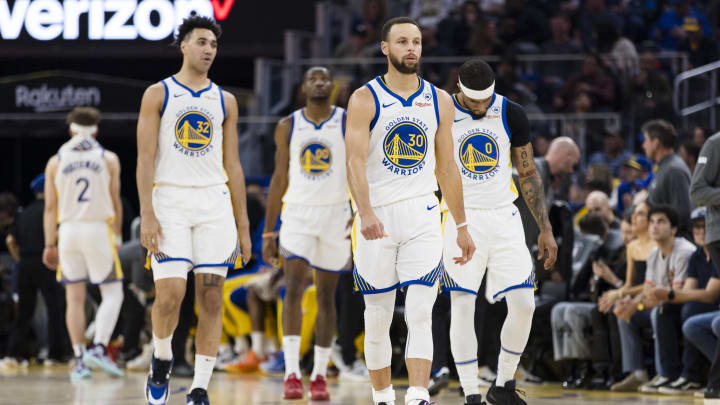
[512,210,518,216]
[173,94,184,98]
[454,117,467,123]
[382,102,397,108]
[427,204,437,211]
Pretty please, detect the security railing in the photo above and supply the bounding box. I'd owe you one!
[673,60,720,130]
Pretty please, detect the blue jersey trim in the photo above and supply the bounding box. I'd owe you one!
[442,285,478,295]
[300,106,337,130]
[398,279,436,288]
[288,114,295,143]
[491,282,534,300]
[170,75,213,98]
[160,80,169,116]
[218,85,226,123]
[455,358,478,365]
[341,109,347,138]
[452,93,472,116]
[358,283,400,295]
[193,263,233,270]
[489,93,497,106]
[430,84,439,127]
[157,257,194,266]
[59,277,89,285]
[501,97,511,140]
[365,83,380,131]
[375,76,425,107]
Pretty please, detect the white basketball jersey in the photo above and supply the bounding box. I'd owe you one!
[283,106,349,205]
[450,93,519,209]
[364,76,439,207]
[55,136,114,224]
[154,76,227,187]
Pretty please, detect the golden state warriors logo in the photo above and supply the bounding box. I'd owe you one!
[175,111,213,151]
[459,132,499,179]
[300,142,332,176]
[382,121,427,175]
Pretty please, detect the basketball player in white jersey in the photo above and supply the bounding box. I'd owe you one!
[136,16,252,405]
[262,67,351,400]
[42,107,125,381]
[441,59,558,405]
[346,17,475,405]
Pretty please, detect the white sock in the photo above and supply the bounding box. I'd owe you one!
[153,333,173,361]
[283,335,301,379]
[311,345,331,379]
[496,349,521,386]
[73,344,86,359]
[372,384,395,405]
[190,355,216,392]
[94,282,123,346]
[456,361,481,396]
[404,386,429,405]
[251,331,264,357]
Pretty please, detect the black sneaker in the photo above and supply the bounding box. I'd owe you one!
[486,380,526,405]
[146,356,173,405]
[428,368,450,396]
[465,393,487,405]
[705,385,720,399]
[186,388,210,405]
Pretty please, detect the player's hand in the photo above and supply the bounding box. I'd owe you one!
[42,246,58,270]
[537,228,557,270]
[359,211,388,240]
[262,237,279,267]
[238,226,252,268]
[140,213,163,255]
[454,227,475,265]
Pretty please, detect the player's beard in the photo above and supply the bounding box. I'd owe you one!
[309,94,330,103]
[389,52,420,74]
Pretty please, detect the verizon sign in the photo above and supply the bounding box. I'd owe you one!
[0,0,234,41]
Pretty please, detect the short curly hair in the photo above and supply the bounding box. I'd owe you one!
[172,15,222,48]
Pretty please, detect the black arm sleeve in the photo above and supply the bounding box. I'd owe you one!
[506,99,531,147]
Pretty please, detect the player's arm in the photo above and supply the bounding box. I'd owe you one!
[222,90,252,264]
[508,102,557,270]
[136,83,164,254]
[262,116,291,265]
[345,86,386,240]
[105,151,123,243]
[42,155,59,270]
[434,89,475,265]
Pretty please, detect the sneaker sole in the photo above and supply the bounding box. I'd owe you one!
[84,356,124,377]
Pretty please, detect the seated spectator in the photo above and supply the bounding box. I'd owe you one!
[554,54,617,112]
[692,126,712,148]
[679,140,702,175]
[447,0,482,55]
[614,155,654,215]
[539,13,582,96]
[420,22,452,85]
[408,0,461,30]
[648,207,719,394]
[468,18,504,56]
[588,130,633,177]
[628,51,673,129]
[586,190,621,230]
[596,17,639,77]
[677,17,720,69]
[575,0,624,50]
[652,0,712,50]
[499,0,549,48]
[611,205,696,392]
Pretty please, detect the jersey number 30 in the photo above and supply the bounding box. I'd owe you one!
[76,178,90,202]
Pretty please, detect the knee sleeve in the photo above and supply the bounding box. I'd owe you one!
[404,285,437,361]
[363,291,395,370]
[501,288,535,353]
[450,291,477,363]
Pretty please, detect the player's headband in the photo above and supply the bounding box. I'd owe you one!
[458,78,494,100]
[69,123,97,138]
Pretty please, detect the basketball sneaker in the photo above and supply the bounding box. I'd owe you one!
[70,359,92,382]
[83,344,124,377]
[486,380,527,405]
[465,394,487,405]
[186,388,210,405]
[284,373,304,399]
[260,352,285,375]
[226,350,264,373]
[309,375,330,401]
[428,367,450,396]
[339,360,370,382]
[127,343,153,370]
[145,356,173,405]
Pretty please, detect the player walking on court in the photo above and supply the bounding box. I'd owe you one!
[442,59,558,405]
[136,16,252,405]
[262,67,352,400]
[346,17,475,405]
[42,107,125,381]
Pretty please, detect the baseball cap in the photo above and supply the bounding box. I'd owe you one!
[30,174,45,194]
[683,17,701,32]
[691,206,707,221]
[624,155,652,172]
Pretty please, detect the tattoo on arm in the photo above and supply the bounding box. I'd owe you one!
[202,273,222,287]
[513,144,550,230]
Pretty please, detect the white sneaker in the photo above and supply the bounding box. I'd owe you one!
[127,343,153,370]
[339,360,369,382]
[639,375,671,393]
[329,342,349,372]
[517,365,543,385]
[479,365,496,386]
[215,344,235,371]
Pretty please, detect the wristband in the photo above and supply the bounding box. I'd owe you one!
[456,222,468,229]
[262,232,277,239]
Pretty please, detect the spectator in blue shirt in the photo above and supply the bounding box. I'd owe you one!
[652,0,712,50]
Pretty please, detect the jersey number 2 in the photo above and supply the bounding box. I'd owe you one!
[76,178,90,202]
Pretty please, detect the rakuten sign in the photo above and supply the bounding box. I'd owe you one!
[0,0,215,41]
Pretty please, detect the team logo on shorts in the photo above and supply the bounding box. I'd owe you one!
[383,121,427,173]
[300,141,331,175]
[459,132,499,176]
[175,111,213,151]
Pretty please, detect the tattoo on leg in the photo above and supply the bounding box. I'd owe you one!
[202,273,222,287]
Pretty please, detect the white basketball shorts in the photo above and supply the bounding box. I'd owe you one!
[58,221,123,284]
[352,193,443,294]
[441,204,535,302]
[279,202,352,272]
[150,183,241,280]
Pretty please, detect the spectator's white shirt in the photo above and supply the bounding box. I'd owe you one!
[645,237,697,288]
